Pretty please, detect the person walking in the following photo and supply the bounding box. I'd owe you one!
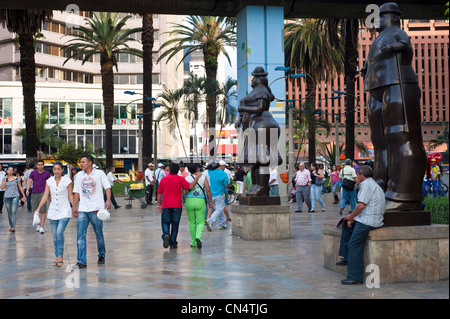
[336,165,385,285]
[339,159,357,215]
[206,162,230,230]
[430,159,442,197]
[310,163,326,212]
[184,163,213,249]
[35,162,73,267]
[72,154,111,268]
[234,165,246,200]
[268,166,280,197]
[219,160,232,226]
[157,162,200,249]
[145,163,155,205]
[22,162,35,212]
[328,165,340,204]
[154,163,165,204]
[0,164,5,215]
[26,160,51,234]
[294,162,312,213]
[106,166,123,209]
[288,166,299,203]
[1,166,27,232]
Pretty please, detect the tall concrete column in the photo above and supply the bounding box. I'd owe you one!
[236,6,287,197]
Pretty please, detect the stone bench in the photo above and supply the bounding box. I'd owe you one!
[322,223,449,284]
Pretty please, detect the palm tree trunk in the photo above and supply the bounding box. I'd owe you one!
[19,32,38,164]
[101,59,115,168]
[204,57,218,158]
[142,13,154,169]
[306,76,317,164]
[344,19,359,161]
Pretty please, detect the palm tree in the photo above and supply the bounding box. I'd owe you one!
[0,9,53,164]
[216,77,238,152]
[141,13,154,170]
[61,12,142,168]
[323,18,362,161]
[291,100,331,164]
[284,19,344,164]
[183,73,205,157]
[429,121,449,158]
[16,110,64,159]
[156,88,189,157]
[157,16,236,156]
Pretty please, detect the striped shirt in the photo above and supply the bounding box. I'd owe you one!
[295,169,311,186]
[354,177,385,228]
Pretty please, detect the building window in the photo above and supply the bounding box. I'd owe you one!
[0,128,12,154]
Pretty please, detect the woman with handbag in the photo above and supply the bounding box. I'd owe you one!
[1,166,27,232]
[184,163,213,249]
[339,159,357,215]
[310,163,326,212]
[35,162,73,267]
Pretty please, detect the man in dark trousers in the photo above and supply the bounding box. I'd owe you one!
[361,2,427,211]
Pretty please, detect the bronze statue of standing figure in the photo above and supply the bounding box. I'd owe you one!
[236,67,282,197]
[361,2,427,211]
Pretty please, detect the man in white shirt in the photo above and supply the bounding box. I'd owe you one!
[336,165,385,285]
[145,163,155,205]
[154,163,165,204]
[22,162,35,211]
[72,154,111,268]
[106,166,123,209]
[268,166,280,197]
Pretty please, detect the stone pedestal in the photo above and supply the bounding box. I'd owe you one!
[323,223,449,284]
[231,203,290,240]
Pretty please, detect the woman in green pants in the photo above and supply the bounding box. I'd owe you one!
[184,163,213,249]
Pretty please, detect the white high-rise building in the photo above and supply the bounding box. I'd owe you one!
[0,10,185,171]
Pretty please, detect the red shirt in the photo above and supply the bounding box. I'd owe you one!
[157,174,191,208]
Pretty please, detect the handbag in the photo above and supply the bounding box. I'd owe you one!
[342,178,356,191]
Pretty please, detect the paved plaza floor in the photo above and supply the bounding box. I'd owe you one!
[0,191,448,301]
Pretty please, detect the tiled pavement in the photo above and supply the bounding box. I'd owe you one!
[0,192,448,300]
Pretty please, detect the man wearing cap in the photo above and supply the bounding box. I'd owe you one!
[361,2,427,211]
[145,163,155,205]
[207,161,230,230]
[430,159,442,198]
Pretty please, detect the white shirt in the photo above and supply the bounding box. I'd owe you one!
[74,168,111,212]
[354,177,386,228]
[269,168,279,186]
[224,168,232,182]
[154,168,165,184]
[107,171,117,187]
[46,176,72,220]
[145,168,154,186]
[23,169,34,189]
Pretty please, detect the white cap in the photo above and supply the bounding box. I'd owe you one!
[219,160,228,166]
[158,163,164,167]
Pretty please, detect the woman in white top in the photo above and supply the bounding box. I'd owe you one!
[35,162,74,267]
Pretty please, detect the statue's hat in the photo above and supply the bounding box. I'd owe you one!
[251,66,268,77]
[380,2,402,16]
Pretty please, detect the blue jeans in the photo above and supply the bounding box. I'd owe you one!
[340,186,356,210]
[161,207,182,248]
[311,184,325,210]
[76,211,105,265]
[339,221,376,282]
[50,218,70,258]
[4,197,19,229]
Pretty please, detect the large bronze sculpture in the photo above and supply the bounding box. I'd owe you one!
[361,2,427,211]
[235,67,282,199]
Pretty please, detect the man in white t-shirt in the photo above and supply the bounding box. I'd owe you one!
[72,154,111,269]
[145,163,155,205]
[154,163,165,204]
[268,166,280,197]
[106,166,123,209]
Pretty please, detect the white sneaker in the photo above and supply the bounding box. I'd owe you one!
[39,227,44,234]
[36,225,40,232]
